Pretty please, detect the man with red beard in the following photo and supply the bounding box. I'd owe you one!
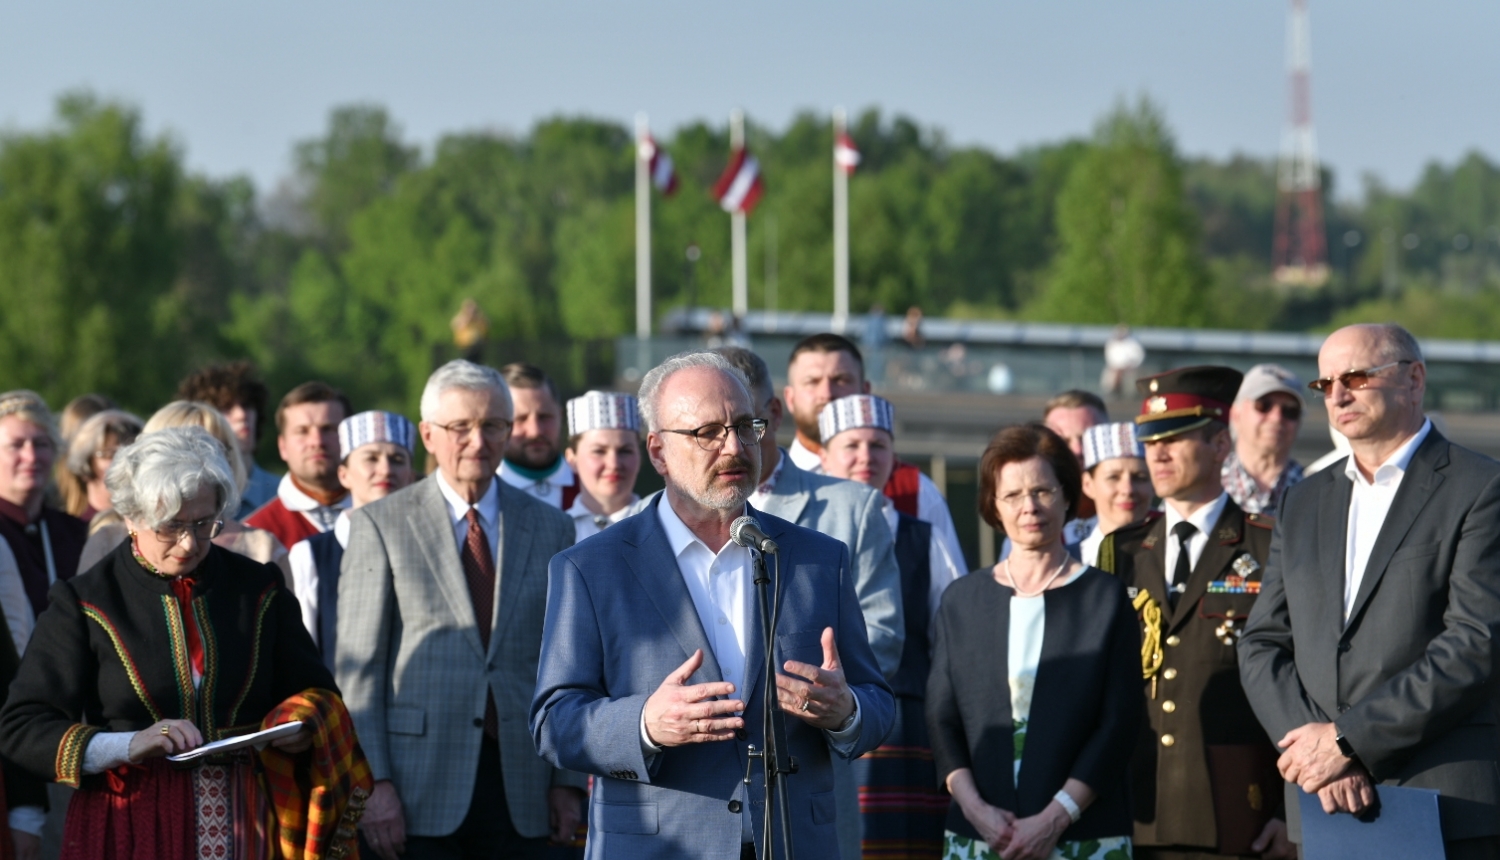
[497,363,582,511]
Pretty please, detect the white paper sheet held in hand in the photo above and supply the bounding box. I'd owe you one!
[166,721,304,763]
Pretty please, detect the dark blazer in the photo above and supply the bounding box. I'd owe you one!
[1239,427,1500,841]
[530,497,895,860]
[926,566,1142,842]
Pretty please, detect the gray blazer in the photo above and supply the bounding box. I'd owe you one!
[336,475,583,839]
[1238,428,1500,841]
[531,497,896,860]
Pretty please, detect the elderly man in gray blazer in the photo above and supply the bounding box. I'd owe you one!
[338,360,586,860]
[1239,324,1500,860]
[532,350,895,860]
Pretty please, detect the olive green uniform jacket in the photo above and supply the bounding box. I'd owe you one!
[1098,498,1277,853]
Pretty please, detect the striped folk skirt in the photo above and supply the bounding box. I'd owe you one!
[853,695,949,860]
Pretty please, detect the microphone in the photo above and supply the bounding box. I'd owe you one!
[730,516,779,553]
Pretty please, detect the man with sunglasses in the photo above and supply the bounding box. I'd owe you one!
[532,351,895,860]
[1222,365,1306,516]
[1240,324,1500,860]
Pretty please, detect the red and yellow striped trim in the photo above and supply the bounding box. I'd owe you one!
[80,603,163,722]
[54,724,101,788]
[226,585,277,731]
[160,596,196,720]
[193,598,222,739]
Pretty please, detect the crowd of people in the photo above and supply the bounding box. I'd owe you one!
[0,321,1492,860]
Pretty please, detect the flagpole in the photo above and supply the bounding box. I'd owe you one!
[635,113,652,339]
[731,108,748,318]
[832,107,850,333]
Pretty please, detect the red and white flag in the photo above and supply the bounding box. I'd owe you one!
[638,136,678,195]
[835,132,860,175]
[713,148,764,215]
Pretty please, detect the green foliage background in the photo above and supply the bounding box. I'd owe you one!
[3,91,1499,420]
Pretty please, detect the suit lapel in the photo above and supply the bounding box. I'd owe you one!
[760,457,810,523]
[1133,517,1170,612]
[1171,500,1242,630]
[1320,469,1353,625]
[622,497,724,685]
[492,482,534,652]
[1345,433,1448,627]
[407,478,487,661]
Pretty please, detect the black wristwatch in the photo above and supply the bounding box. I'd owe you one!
[1335,731,1356,760]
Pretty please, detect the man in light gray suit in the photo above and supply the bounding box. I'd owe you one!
[531,351,895,860]
[1239,324,1500,860]
[338,360,586,860]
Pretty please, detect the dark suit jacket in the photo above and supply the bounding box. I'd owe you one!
[925,566,1142,842]
[530,497,895,860]
[1238,428,1500,841]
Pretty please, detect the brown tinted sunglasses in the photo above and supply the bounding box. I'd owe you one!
[1307,360,1411,396]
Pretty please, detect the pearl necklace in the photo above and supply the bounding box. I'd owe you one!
[1003,556,1070,598]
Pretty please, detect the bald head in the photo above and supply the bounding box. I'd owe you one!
[1317,324,1426,452]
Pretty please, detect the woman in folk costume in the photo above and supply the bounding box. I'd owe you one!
[561,391,641,542]
[817,394,965,860]
[0,426,371,860]
[1075,422,1155,568]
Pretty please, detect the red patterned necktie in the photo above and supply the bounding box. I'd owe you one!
[461,507,499,739]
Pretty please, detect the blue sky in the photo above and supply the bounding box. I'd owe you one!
[2,1,1494,198]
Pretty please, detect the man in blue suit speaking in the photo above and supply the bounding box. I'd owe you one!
[531,351,895,859]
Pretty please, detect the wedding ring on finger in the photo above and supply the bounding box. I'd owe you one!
[799,699,810,712]
[160,726,171,735]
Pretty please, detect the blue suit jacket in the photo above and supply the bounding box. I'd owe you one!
[531,496,896,859]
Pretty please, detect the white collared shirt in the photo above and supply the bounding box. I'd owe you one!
[1079,521,1107,568]
[1163,492,1230,587]
[1342,419,1432,622]
[435,472,502,563]
[881,497,964,633]
[498,458,575,510]
[566,494,637,543]
[656,497,752,697]
[745,452,787,511]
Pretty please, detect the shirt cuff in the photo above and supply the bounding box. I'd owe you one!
[83,731,136,775]
[8,806,44,837]
[639,706,664,758]
[824,694,862,755]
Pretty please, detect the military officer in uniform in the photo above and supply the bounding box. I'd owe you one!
[1096,366,1294,859]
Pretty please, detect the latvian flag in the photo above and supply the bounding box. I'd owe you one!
[638,136,678,195]
[835,132,860,175]
[713,148,764,215]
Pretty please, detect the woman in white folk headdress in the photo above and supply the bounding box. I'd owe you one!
[561,391,642,542]
[1076,421,1154,568]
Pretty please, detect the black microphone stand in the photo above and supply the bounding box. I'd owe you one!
[743,545,796,860]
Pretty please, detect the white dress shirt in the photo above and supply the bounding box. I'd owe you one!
[287,510,353,645]
[1342,419,1432,622]
[1079,522,1107,568]
[435,471,502,563]
[498,458,575,510]
[1163,492,1230,587]
[881,497,964,631]
[565,494,638,544]
[789,437,968,570]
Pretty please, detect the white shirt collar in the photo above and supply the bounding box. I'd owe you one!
[277,472,351,514]
[567,494,637,523]
[656,495,739,558]
[498,457,573,488]
[786,438,823,473]
[333,509,352,548]
[1164,491,1230,537]
[435,471,500,527]
[1342,418,1432,487]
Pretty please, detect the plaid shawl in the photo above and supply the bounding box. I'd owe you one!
[257,688,372,860]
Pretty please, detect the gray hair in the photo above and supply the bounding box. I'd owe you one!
[638,351,751,432]
[713,347,773,404]
[420,360,513,421]
[66,409,144,480]
[1374,323,1425,365]
[106,426,239,529]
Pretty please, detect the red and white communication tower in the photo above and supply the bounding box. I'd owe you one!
[1273,0,1329,287]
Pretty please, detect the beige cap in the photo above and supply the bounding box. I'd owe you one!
[1236,364,1304,404]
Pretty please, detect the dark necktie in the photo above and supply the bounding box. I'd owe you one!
[461,507,499,738]
[1169,521,1197,610]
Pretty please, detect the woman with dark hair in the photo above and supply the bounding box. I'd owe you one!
[928,424,1141,860]
[0,427,369,859]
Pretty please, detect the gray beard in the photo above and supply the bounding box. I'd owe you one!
[680,477,753,511]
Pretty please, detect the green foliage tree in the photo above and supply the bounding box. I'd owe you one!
[1028,98,1211,326]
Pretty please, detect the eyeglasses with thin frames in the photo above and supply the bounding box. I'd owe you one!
[997,486,1063,510]
[429,418,513,442]
[660,419,768,452]
[151,517,224,545]
[1307,360,1412,396]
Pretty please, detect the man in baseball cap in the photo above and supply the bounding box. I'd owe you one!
[1221,363,1305,516]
